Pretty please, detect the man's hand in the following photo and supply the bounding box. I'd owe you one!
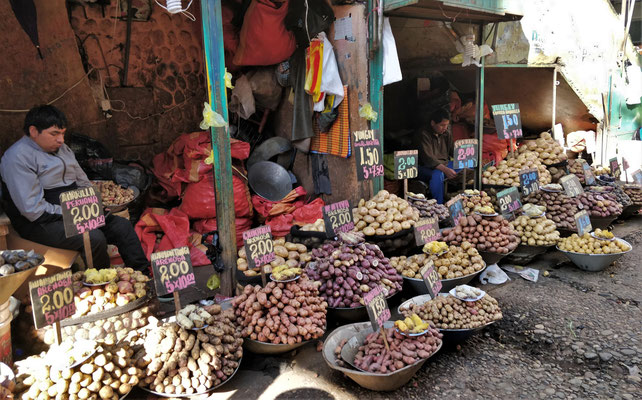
[437,164,457,179]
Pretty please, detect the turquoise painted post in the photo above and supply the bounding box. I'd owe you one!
[477,56,485,188]
[369,0,384,194]
[200,0,236,296]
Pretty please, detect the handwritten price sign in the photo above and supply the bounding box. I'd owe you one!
[29,270,75,329]
[420,260,442,299]
[447,195,465,226]
[560,174,584,197]
[497,187,522,217]
[519,168,540,197]
[574,210,592,236]
[454,139,478,170]
[243,226,275,274]
[394,150,419,180]
[323,200,354,237]
[364,285,391,332]
[581,160,596,186]
[609,157,621,179]
[354,130,384,181]
[492,103,523,140]
[414,217,441,246]
[60,187,105,238]
[151,246,195,296]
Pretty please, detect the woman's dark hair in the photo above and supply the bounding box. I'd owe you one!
[429,108,450,124]
[23,105,67,136]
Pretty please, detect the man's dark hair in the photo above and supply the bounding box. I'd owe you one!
[429,108,450,125]
[23,105,67,136]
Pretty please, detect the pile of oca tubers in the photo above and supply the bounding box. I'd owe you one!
[306,239,402,308]
[237,238,311,277]
[442,214,519,254]
[461,190,494,215]
[93,180,135,206]
[232,277,327,344]
[353,190,420,236]
[400,294,503,330]
[353,326,442,374]
[510,215,560,246]
[407,193,450,222]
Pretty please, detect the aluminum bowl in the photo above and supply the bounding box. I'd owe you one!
[327,292,400,323]
[243,338,310,355]
[556,238,632,272]
[403,264,487,295]
[478,249,514,265]
[504,244,551,264]
[589,215,618,230]
[619,204,642,219]
[322,321,441,391]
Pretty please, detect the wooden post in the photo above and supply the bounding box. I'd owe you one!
[462,169,467,192]
[173,291,181,317]
[403,179,408,200]
[261,266,267,287]
[201,0,236,297]
[381,328,390,351]
[82,231,92,270]
[54,321,63,345]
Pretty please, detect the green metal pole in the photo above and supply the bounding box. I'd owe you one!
[476,56,485,188]
[368,0,384,194]
[201,0,236,296]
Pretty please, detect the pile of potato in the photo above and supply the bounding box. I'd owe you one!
[353,326,442,374]
[353,190,420,236]
[547,166,566,183]
[482,151,551,187]
[442,214,520,254]
[232,278,326,344]
[71,267,149,317]
[602,186,632,207]
[298,218,325,233]
[623,185,642,205]
[93,180,135,206]
[400,294,503,330]
[593,165,611,176]
[523,191,578,230]
[133,305,243,395]
[567,159,586,183]
[577,192,622,217]
[558,233,631,254]
[518,132,567,165]
[391,242,485,280]
[407,193,450,221]
[306,238,402,308]
[462,191,494,215]
[237,238,310,277]
[41,307,152,346]
[14,342,143,400]
[511,215,560,246]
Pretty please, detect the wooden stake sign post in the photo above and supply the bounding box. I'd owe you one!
[60,187,106,270]
[364,285,391,351]
[622,158,630,182]
[394,150,419,199]
[29,270,75,345]
[354,130,384,181]
[242,226,275,286]
[491,103,523,158]
[454,139,479,191]
[420,259,442,299]
[151,246,195,315]
[323,200,354,238]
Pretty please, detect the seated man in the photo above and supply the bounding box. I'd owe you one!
[417,108,457,204]
[0,105,148,272]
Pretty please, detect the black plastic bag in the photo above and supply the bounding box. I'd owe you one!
[66,133,113,180]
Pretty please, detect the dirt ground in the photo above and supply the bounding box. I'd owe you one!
[130,216,642,400]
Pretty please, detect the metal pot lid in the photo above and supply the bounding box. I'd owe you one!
[248,161,292,202]
[247,137,293,170]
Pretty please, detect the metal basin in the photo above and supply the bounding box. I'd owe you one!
[504,244,551,264]
[243,338,310,355]
[589,215,618,230]
[327,292,399,323]
[322,322,441,391]
[478,249,514,265]
[618,204,641,219]
[556,239,632,272]
[248,161,292,202]
[403,265,487,295]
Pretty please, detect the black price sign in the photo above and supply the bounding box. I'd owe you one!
[519,168,540,196]
[363,285,391,332]
[447,195,465,226]
[497,187,522,217]
[491,103,523,140]
[29,270,75,329]
[394,150,419,180]
[354,130,384,181]
[633,169,642,185]
[454,139,478,169]
[560,174,584,197]
[609,157,621,178]
[414,217,441,246]
[574,210,592,236]
[420,260,442,299]
[581,160,596,186]
[242,226,275,272]
[323,200,354,237]
[151,246,195,296]
[60,187,105,238]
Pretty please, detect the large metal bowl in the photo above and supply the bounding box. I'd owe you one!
[403,265,487,295]
[243,338,310,355]
[327,292,400,323]
[478,249,514,265]
[556,239,632,272]
[618,204,642,219]
[589,215,618,230]
[322,322,441,391]
[504,244,551,264]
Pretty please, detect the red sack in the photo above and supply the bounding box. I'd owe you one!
[266,214,294,238]
[233,0,296,66]
[193,217,252,248]
[292,197,324,224]
[179,173,252,219]
[252,186,307,218]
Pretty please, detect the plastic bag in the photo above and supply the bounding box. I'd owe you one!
[248,67,283,110]
[313,32,344,112]
[229,75,255,119]
[359,103,378,122]
[292,197,324,224]
[479,263,510,285]
[199,102,227,130]
[66,133,113,180]
[382,17,402,86]
[304,37,324,102]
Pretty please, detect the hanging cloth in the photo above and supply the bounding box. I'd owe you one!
[310,86,351,158]
[304,37,324,103]
[290,48,315,141]
[313,32,344,112]
[9,0,42,59]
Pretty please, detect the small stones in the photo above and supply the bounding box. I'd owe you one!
[569,378,582,386]
[620,348,636,356]
[535,324,545,330]
[585,352,598,360]
[601,329,614,336]
[599,352,613,362]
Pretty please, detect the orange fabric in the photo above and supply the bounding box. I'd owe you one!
[310,86,351,158]
[305,38,324,102]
